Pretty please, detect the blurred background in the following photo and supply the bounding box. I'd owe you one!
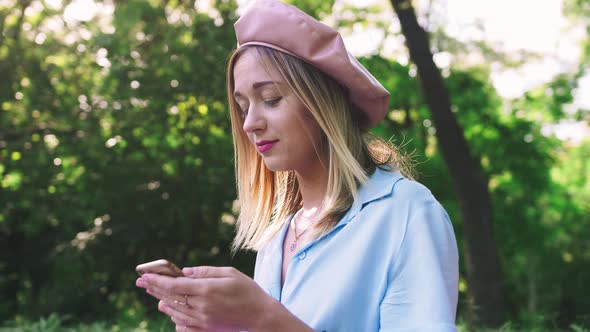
[0,0,588,331]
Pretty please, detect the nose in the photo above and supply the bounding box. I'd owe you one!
[242,104,265,134]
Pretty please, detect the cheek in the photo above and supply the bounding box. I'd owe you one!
[245,132,255,144]
[291,127,321,157]
[300,117,324,146]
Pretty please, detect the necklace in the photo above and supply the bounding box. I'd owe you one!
[289,209,315,252]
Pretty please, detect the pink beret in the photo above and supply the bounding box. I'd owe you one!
[234,0,391,129]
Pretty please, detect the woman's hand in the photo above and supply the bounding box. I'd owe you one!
[135,266,277,332]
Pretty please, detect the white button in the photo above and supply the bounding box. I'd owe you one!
[298,252,307,260]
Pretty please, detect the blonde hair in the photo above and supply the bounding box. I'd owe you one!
[226,46,414,252]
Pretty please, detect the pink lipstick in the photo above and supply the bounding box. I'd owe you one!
[256,140,279,153]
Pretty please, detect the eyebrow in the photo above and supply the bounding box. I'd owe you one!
[233,81,280,99]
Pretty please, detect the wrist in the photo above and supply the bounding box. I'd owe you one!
[253,295,281,331]
[252,295,313,332]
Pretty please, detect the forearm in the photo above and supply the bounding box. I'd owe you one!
[254,296,315,332]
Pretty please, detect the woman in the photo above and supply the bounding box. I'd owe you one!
[135,0,459,331]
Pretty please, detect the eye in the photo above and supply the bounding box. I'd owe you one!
[237,103,249,118]
[264,97,282,107]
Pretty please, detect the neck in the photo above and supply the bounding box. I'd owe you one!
[295,162,328,216]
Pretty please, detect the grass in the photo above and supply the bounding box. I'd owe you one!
[0,314,172,332]
[1,314,588,331]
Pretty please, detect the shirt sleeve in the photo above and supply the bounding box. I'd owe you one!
[379,201,459,332]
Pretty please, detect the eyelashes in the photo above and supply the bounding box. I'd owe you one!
[264,97,282,107]
[238,97,283,118]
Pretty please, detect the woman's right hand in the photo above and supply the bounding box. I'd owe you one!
[136,266,297,332]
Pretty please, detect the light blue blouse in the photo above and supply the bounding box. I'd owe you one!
[253,167,459,331]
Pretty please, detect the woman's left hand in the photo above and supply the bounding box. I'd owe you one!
[135,266,275,332]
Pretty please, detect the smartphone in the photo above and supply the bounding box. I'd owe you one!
[136,259,183,277]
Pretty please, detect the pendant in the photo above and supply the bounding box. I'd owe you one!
[289,241,297,252]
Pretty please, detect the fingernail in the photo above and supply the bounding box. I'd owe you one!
[159,303,168,312]
[136,279,147,288]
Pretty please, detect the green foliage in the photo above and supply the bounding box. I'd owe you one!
[0,0,589,330]
[361,53,590,327]
[0,0,250,322]
[0,313,172,331]
[285,0,335,19]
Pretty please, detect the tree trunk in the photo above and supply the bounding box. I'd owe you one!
[389,0,506,327]
[0,218,24,320]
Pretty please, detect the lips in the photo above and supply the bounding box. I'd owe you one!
[256,139,279,153]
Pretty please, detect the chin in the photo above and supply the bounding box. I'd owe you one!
[262,158,292,172]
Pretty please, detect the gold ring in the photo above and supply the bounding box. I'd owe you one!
[173,299,187,306]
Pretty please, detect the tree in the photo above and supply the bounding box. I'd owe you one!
[389,0,505,326]
[0,0,246,321]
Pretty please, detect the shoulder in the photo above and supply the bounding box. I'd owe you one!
[365,167,441,210]
[357,167,453,242]
[392,175,439,208]
[369,169,457,260]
